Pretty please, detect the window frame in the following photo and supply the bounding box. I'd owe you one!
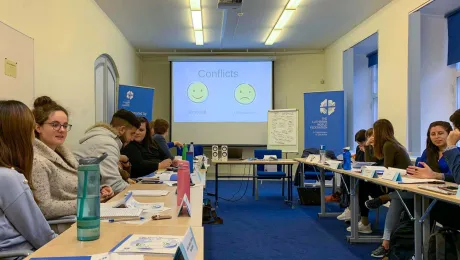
[370,64,378,122]
[94,55,119,123]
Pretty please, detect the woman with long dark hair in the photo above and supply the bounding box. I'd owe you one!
[0,100,56,254]
[121,117,172,178]
[362,119,411,258]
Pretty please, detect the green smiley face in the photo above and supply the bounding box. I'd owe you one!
[187,82,208,103]
[235,83,256,105]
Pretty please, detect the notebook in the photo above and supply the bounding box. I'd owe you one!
[398,177,444,184]
[130,190,169,197]
[31,253,143,260]
[100,208,143,218]
[110,234,183,256]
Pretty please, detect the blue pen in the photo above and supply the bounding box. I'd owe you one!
[108,217,144,223]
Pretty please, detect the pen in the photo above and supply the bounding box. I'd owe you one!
[108,217,144,223]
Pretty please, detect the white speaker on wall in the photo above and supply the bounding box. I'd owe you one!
[221,145,228,162]
[212,145,219,161]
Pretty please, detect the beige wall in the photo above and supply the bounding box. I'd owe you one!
[324,0,432,146]
[0,0,142,148]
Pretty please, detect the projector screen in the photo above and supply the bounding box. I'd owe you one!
[171,60,273,145]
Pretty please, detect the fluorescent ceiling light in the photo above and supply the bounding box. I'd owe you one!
[286,0,301,9]
[190,0,201,10]
[265,29,281,45]
[275,9,295,30]
[191,10,203,30]
[195,30,204,45]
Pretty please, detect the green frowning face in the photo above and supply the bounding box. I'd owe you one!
[187,82,208,103]
[234,83,256,104]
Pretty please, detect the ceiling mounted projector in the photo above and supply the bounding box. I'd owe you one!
[218,0,243,10]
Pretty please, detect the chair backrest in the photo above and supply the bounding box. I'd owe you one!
[254,149,283,172]
[177,144,204,157]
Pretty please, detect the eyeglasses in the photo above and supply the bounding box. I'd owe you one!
[44,122,72,131]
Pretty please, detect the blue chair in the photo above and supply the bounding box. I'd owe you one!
[254,149,286,197]
[177,144,204,157]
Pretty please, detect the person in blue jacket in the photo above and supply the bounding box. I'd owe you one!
[0,100,56,255]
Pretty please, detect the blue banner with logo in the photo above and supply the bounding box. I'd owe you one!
[117,85,155,121]
[304,91,345,156]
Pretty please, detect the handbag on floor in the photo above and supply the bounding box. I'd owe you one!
[203,199,223,225]
[428,228,460,260]
[387,216,414,260]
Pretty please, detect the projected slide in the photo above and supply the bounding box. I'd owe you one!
[172,61,272,122]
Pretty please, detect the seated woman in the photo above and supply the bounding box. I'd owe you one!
[420,111,460,230]
[151,119,183,160]
[121,117,172,179]
[149,120,183,150]
[0,100,56,254]
[360,120,412,258]
[31,96,114,223]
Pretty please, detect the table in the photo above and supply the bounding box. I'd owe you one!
[212,159,297,207]
[295,158,460,259]
[294,158,341,218]
[26,223,204,260]
[109,183,204,227]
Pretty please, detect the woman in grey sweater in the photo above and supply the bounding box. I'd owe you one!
[31,97,113,221]
[0,100,56,254]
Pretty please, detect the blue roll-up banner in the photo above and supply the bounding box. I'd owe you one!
[117,85,155,121]
[304,91,345,156]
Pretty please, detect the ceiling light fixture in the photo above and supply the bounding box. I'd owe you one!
[190,0,204,45]
[265,0,301,45]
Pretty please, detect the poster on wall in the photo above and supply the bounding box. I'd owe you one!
[304,91,345,156]
[117,85,155,121]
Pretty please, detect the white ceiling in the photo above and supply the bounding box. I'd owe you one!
[421,0,460,16]
[95,0,391,51]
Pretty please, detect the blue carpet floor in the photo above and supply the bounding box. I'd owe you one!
[204,180,388,260]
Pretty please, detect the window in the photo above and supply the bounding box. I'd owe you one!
[95,55,119,123]
[371,64,378,121]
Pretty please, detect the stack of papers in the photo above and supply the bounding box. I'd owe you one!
[31,253,144,260]
[101,208,143,218]
[130,190,169,197]
[398,177,444,184]
[110,234,183,256]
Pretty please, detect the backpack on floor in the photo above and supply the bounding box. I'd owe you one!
[428,228,460,260]
[202,199,223,225]
[387,220,415,260]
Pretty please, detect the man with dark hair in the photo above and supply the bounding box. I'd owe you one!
[74,109,140,193]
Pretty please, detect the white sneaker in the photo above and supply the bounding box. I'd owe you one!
[346,221,372,234]
[337,207,351,221]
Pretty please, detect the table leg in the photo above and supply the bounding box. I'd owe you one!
[289,165,292,201]
[300,162,305,188]
[422,197,431,258]
[215,164,219,208]
[317,168,341,218]
[414,194,422,260]
[252,165,255,197]
[346,177,382,243]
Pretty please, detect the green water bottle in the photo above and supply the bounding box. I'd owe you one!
[182,143,188,160]
[76,153,107,241]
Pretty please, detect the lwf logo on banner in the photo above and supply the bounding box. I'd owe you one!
[320,99,336,115]
[126,91,134,100]
[304,91,345,155]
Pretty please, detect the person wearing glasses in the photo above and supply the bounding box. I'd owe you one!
[31,97,114,227]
